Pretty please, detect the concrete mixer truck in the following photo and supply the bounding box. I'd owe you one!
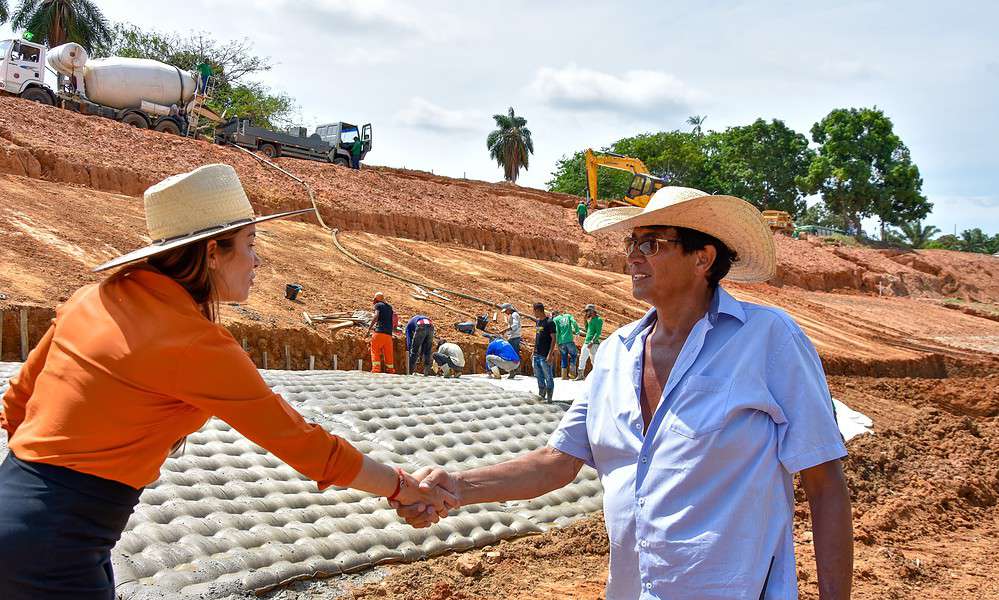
[1,39,209,135]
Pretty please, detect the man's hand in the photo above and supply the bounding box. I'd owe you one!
[390,467,462,528]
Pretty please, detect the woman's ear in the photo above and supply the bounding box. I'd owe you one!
[206,239,219,269]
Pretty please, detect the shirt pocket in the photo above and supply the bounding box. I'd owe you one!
[667,375,733,439]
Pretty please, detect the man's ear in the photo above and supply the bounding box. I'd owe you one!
[695,245,717,274]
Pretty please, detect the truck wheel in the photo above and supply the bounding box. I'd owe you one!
[121,113,148,129]
[154,120,182,135]
[20,87,53,105]
[333,157,349,167]
[259,143,279,158]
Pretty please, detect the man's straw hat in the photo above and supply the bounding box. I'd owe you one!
[583,186,776,283]
[93,164,312,272]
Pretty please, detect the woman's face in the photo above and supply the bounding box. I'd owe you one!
[209,225,260,303]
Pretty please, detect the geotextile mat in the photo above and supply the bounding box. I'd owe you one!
[0,364,602,599]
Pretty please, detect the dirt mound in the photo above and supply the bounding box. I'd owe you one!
[3,95,998,302]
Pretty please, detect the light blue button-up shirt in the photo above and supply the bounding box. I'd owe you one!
[549,287,847,600]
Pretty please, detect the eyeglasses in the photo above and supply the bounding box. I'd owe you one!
[624,236,681,256]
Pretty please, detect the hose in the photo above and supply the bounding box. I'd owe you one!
[229,143,500,310]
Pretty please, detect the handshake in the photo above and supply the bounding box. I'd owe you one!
[388,467,462,528]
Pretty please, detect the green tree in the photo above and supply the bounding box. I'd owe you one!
[11,0,111,52]
[487,107,534,183]
[702,119,814,216]
[1,1,9,24]
[923,234,962,251]
[686,115,707,136]
[93,23,294,129]
[958,228,992,253]
[896,221,940,249]
[802,107,930,236]
[546,150,633,201]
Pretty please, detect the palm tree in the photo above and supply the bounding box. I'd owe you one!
[687,115,707,136]
[897,220,940,249]
[11,0,111,52]
[487,107,534,184]
[1,1,10,25]
[959,228,990,254]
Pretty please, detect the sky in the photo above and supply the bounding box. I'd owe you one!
[3,0,998,235]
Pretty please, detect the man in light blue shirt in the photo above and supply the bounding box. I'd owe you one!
[392,188,853,599]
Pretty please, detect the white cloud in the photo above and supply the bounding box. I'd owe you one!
[395,97,482,133]
[526,64,704,119]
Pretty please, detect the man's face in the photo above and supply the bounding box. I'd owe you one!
[533,307,546,320]
[626,226,713,305]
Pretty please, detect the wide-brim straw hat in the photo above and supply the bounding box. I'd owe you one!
[93,164,313,272]
[582,186,776,282]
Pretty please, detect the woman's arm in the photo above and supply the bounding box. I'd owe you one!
[1,323,55,437]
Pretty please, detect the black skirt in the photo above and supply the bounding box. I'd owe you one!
[0,453,143,600]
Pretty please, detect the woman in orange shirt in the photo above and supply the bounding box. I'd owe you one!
[0,164,452,599]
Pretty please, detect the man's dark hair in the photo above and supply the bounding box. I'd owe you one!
[671,226,739,288]
[533,302,545,312]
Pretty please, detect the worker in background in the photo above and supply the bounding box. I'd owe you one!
[196,61,212,94]
[432,339,465,378]
[532,303,558,401]
[367,292,396,373]
[406,315,435,376]
[576,304,604,380]
[577,199,588,229]
[553,308,581,379]
[350,135,363,170]
[497,303,522,379]
[484,336,520,379]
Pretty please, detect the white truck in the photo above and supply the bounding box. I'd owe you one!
[0,38,204,135]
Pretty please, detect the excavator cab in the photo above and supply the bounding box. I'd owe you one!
[625,172,666,202]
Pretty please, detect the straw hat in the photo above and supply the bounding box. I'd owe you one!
[582,186,776,282]
[93,164,313,272]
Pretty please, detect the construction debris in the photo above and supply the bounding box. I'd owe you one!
[303,310,373,331]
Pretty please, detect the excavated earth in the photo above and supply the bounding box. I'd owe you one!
[1,95,998,598]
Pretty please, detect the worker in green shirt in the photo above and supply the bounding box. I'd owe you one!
[577,304,603,380]
[196,62,213,94]
[553,309,581,379]
[577,200,588,229]
[350,136,363,169]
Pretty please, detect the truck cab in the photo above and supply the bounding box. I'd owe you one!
[0,39,47,96]
[315,122,373,163]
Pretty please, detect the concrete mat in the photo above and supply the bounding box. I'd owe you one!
[0,364,601,599]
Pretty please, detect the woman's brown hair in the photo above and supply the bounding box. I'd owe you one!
[118,229,240,322]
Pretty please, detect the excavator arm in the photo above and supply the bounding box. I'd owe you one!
[584,149,665,209]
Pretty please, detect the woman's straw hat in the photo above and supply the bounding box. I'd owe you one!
[582,186,776,283]
[93,164,313,272]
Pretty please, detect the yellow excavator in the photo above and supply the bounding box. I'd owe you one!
[584,149,667,209]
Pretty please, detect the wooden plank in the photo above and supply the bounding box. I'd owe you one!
[19,308,29,361]
[309,355,315,370]
[333,355,338,370]
[0,309,4,360]
[356,359,363,371]
[262,351,269,370]
[285,345,291,370]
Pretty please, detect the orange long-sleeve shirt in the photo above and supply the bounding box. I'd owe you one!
[0,268,363,490]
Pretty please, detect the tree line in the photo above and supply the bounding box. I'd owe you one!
[547,108,997,254]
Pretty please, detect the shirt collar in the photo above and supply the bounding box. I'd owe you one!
[619,286,745,350]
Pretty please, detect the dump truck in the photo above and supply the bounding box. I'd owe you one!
[0,39,213,135]
[584,149,667,209]
[215,118,372,165]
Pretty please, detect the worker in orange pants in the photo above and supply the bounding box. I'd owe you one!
[367,292,396,373]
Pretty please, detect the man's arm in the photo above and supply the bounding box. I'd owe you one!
[800,459,853,600]
[394,447,584,527]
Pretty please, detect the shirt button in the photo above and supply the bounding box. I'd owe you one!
[641,456,648,464]
[638,497,645,506]
[640,540,648,548]
[646,582,653,590]
[634,423,641,431]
